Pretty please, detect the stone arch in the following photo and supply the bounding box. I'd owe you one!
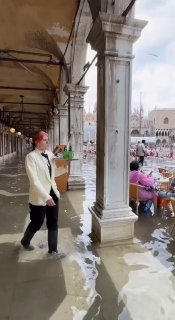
[163,117,169,124]
[131,129,140,136]
[71,1,92,84]
[156,139,161,145]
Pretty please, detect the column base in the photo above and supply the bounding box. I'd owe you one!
[89,205,138,246]
[68,175,85,190]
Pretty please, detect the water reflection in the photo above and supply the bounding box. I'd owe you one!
[2,153,175,319]
[118,247,175,320]
[73,212,101,319]
[82,155,175,319]
[120,154,175,319]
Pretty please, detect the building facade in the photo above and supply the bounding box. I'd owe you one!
[130,107,154,137]
[83,106,96,143]
[148,108,175,144]
[130,107,175,145]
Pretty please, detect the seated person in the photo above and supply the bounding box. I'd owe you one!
[158,179,175,215]
[159,178,175,199]
[130,160,158,211]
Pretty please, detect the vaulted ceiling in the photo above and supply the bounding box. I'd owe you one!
[0,0,79,135]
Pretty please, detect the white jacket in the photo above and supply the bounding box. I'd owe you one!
[25,149,60,206]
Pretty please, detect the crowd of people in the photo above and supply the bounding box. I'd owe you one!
[130,141,174,161]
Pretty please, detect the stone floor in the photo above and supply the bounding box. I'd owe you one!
[0,154,175,319]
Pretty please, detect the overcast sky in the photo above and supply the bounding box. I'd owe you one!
[85,0,175,115]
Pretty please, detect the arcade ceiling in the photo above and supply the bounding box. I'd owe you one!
[0,0,79,135]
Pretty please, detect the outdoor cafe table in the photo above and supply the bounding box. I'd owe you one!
[155,177,169,184]
[154,176,169,191]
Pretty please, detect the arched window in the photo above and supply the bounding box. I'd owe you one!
[156,139,161,145]
[131,129,140,136]
[164,117,169,124]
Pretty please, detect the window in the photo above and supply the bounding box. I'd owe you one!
[163,117,169,124]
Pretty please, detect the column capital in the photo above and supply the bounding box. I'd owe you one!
[88,0,135,21]
[87,12,147,57]
[64,83,88,98]
[58,105,68,117]
[51,114,59,120]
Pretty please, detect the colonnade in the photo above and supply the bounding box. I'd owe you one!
[0,123,25,161]
[0,0,147,245]
[49,1,147,244]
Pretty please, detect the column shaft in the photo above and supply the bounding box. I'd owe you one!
[87,13,147,244]
[59,106,68,145]
[64,84,88,189]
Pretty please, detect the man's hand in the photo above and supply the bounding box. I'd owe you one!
[46,198,56,206]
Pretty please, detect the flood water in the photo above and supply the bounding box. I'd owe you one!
[1,152,175,319]
[80,153,175,319]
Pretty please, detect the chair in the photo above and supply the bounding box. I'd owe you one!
[158,197,172,215]
[55,159,71,192]
[158,167,166,174]
[130,183,139,215]
[130,183,157,215]
[156,173,173,191]
[157,181,169,191]
[157,173,174,214]
[162,172,173,188]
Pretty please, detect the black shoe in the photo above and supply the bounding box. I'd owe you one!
[21,229,35,250]
[48,249,66,258]
[21,240,35,251]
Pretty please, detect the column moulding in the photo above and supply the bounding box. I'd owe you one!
[64,83,88,190]
[57,105,68,145]
[87,12,147,245]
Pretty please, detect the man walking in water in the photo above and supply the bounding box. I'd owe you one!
[137,139,146,166]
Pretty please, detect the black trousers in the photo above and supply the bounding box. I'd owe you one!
[27,189,59,234]
[139,156,144,166]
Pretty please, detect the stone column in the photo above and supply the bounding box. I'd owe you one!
[87,13,147,245]
[58,105,68,145]
[64,84,88,189]
[53,115,60,148]
[48,120,54,152]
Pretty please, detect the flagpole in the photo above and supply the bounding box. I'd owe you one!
[139,92,142,135]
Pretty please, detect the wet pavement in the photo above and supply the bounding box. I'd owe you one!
[0,153,175,319]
